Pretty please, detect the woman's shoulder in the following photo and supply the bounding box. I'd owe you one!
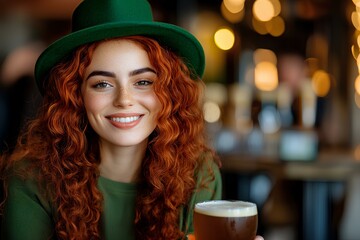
[195,151,221,180]
[180,151,223,235]
[7,158,38,179]
[5,158,53,213]
[194,151,222,196]
[5,158,45,197]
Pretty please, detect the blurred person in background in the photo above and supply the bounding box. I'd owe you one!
[0,4,71,153]
[0,41,43,152]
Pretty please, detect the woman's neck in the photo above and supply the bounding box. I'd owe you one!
[98,139,147,183]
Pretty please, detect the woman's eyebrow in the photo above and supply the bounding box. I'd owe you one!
[129,67,157,76]
[86,67,156,80]
[86,70,115,80]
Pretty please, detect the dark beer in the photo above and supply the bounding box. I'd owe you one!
[194,200,258,240]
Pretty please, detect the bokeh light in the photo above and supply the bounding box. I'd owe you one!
[354,0,360,8]
[353,144,360,161]
[352,11,360,30]
[311,70,331,97]
[269,0,281,16]
[254,61,278,91]
[252,17,268,35]
[223,0,245,14]
[355,75,360,94]
[254,48,277,65]
[214,27,235,50]
[253,0,275,22]
[221,2,245,23]
[203,101,221,123]
[265,16,285,37]
[354,92,360,109]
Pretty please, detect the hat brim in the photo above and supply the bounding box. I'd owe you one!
[35,21,205,94]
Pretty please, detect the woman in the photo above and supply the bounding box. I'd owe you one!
[1,0,264,239]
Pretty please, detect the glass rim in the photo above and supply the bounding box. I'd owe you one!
[194,200,258,217]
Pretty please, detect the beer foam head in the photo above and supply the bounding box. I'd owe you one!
[195,200,257,217]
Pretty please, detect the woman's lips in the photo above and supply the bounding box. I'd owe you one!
[110,116,140,123]
[106,114,143,129]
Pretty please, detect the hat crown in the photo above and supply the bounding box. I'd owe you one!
[72,0,153,32]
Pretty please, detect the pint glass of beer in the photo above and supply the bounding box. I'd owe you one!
[193,200,258,240]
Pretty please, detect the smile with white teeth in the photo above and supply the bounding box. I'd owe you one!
[110,116,140,123]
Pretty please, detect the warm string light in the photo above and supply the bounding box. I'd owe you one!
[214,28,235,50]
[253,48,278,92]
[352,0,360,108]
[251,0,284,36]
[217,1,328,98]
[351,1,360,163]
[217,0,285,52]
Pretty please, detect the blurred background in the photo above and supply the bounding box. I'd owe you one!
[1,0,360,239]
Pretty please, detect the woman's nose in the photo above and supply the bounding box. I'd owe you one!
[113,87,134,107]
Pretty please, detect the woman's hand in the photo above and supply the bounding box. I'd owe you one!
[255,236,264,240]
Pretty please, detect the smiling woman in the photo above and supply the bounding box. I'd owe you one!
[81,39,161,152]
[0,1,263,240]
[0,0,223,239]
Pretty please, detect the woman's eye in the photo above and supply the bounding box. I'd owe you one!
[93,81,112,88]
[135,80,153,86]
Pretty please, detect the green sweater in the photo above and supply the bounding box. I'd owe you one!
[1,161,222,239]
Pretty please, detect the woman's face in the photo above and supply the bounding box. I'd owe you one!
[81,39,161,148]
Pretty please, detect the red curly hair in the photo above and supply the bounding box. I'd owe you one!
[1,36,216,239]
